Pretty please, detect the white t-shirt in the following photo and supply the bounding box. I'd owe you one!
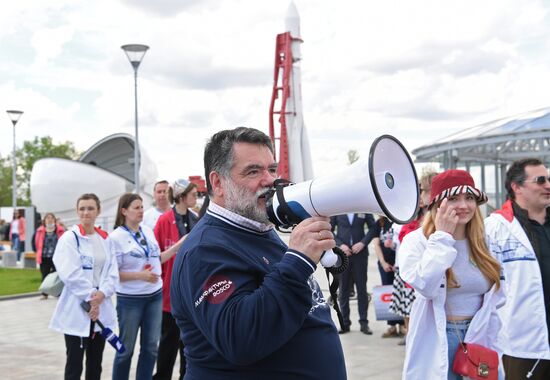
[142,207,165,231]
[11,219,19,234]
[110,225,163,295]
[88,233,106,287]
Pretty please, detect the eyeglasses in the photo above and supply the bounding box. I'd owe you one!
[135,232,147,246]
[524,176,550,185]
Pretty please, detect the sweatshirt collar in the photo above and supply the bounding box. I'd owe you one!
[207,202,273,233]
[77,224,108,239]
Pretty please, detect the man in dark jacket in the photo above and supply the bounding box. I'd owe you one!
[331,213,375,334]
[170,127,346,380]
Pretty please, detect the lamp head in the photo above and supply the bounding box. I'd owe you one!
[121,44,149,70]
[6,110,23,126]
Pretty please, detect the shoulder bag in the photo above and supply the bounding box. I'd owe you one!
[37,231,80,297]
[449,306,498,379]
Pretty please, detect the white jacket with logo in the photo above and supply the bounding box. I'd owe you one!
[400,228,504,380]
[485,200,550,360]
[49,224,119,337]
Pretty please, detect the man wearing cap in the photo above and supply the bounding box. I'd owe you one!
[485,158,550,379]
[143,180,171,231]
[153,179,199,380]
[170,127,346,380]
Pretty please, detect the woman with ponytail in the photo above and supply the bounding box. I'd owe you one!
[399,170,504,380]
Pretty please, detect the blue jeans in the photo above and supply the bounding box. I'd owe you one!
[113,290,162,380]
[11,233,21,260]
[446,320,470,380]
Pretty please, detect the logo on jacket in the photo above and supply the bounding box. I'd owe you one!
[489,238,535,263]
[308,276,328,314]
[195,275,235,307]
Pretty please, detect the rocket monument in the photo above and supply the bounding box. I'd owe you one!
[269,1,314,183]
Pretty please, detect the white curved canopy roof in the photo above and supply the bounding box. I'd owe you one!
[413,107,550,165]
[79,133,157,184]
[30,133,157,231]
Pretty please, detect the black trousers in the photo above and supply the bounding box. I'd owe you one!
[153,311,185,380]
[64,323,105,380]
[40,257,56,294]
[503,354,550,380]
[338,252,369,328]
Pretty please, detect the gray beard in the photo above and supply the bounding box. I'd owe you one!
[223,179,270,224]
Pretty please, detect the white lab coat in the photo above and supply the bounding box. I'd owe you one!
[49,224,119,337]
[485,211,550,360]
[400,229,504,380]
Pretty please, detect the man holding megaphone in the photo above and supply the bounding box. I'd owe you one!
[170,127,347,380]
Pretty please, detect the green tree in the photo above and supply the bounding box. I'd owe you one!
[0,156,15,206]
[347,149,360,165]
[0,136,79,206]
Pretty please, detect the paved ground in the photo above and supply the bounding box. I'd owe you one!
[0,253,405,379]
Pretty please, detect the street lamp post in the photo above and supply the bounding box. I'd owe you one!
[6,110,23,210]
[121,44,149,194]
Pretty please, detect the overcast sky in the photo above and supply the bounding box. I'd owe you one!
[1,0,550,183]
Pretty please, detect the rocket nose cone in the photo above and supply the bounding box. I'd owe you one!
[286,1,299,19]
[285,1,300,37]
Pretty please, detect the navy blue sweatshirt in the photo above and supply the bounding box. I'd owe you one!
[170,208,347,380]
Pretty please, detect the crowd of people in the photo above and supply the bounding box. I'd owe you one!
[0,210,27,259]
[29,126,550,379]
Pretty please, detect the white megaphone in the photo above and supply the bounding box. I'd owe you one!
[266,135,419,271]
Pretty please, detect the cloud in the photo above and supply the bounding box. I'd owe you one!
[31,26,75,67]
[151,63,269,90]
[3,0,550,183]
[121,0,210,17]
[361,41,511,77]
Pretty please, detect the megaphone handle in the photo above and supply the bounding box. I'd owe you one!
[320,249,340,268]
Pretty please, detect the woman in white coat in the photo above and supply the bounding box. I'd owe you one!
[49,193,119,380]
[400,170,503,380]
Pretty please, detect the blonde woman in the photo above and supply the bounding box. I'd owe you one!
[400,170,503,379]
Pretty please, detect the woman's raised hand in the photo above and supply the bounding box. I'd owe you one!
[434,198,458,235]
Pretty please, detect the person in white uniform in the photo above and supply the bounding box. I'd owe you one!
[485,158,550,379]
[110,193,183,380]
[49,193,119,380]
[400,170,504,380]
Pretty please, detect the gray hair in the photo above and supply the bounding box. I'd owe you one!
[204,127,273,195]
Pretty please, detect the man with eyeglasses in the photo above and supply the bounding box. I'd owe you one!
[485,158,550,379]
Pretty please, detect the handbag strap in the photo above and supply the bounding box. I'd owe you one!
[446,301,468,353]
